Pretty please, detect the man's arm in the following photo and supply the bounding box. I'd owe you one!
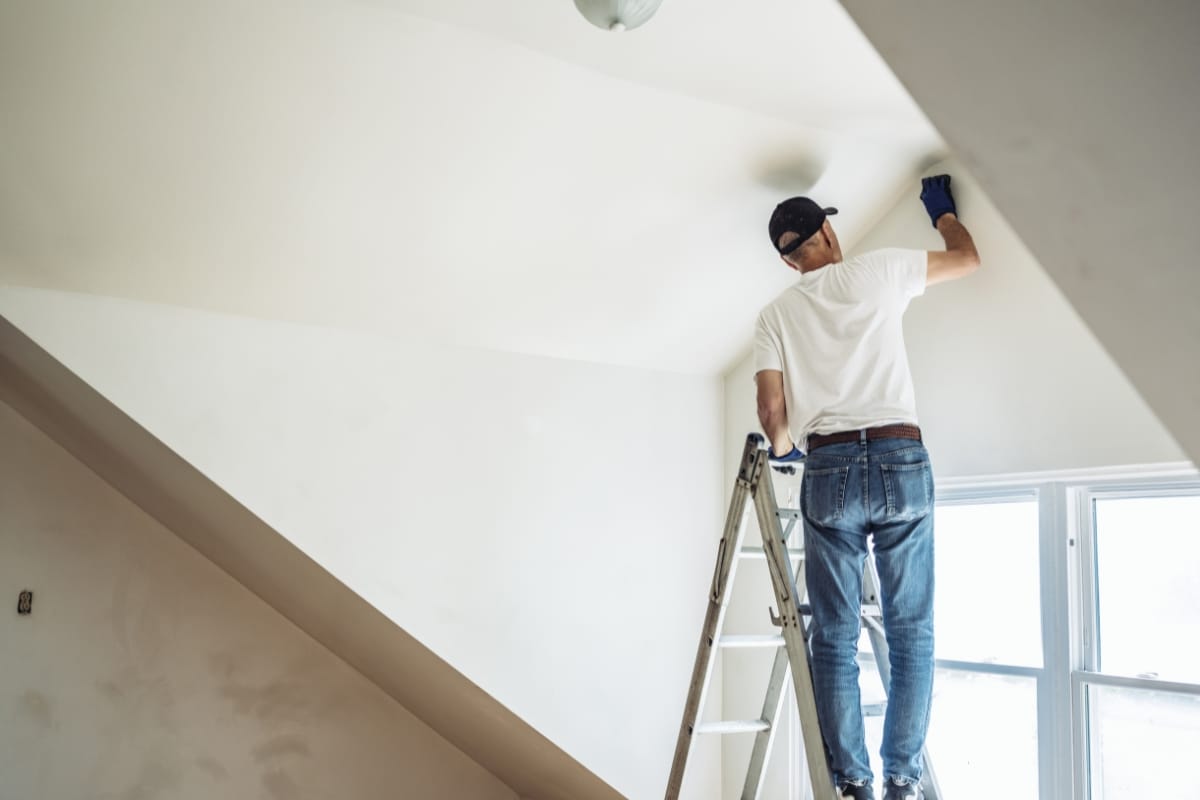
[755,369,793,456]
[919,175,980,286]
[926,212,980,285]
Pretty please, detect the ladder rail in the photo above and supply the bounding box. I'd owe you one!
[742,646,793,799]
[743,476,807,799]
[664,437,760,800]
[751,449,839,800]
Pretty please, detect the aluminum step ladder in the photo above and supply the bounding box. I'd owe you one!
[664,433,942,800]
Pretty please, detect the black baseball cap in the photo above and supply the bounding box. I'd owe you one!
[769,197,838,254]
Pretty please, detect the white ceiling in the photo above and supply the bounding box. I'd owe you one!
[0,0,942,374]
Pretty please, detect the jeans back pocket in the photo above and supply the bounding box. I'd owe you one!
[803,465,851,525]
[879,461,933,521]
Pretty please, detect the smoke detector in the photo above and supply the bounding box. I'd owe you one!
[574,0,665,32]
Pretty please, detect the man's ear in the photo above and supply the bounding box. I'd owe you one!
[821,220,834,245]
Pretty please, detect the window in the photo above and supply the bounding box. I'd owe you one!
[779,470,1200,800]
[1091,495,1200,684]
[927,500,1042,797]
[1078,488,1200,800]
[934,501,1042,666]
[918,475,1199,800]
[1085,683,1200,799]
[860,498,1043,798]
[926,669,1039,800]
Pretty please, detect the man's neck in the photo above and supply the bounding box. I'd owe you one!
[800,256,838,275]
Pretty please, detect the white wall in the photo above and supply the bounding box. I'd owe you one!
[0,399,517,800]
[863,162,1186,475]
[0,288,724,800]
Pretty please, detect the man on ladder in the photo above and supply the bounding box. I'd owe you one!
[754,176,980,800]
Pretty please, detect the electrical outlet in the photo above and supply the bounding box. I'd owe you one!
[17,590,32,615]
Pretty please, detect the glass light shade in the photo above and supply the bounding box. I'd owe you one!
[574,0,665,31]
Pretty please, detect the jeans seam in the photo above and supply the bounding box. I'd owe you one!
[881,464,896,516]
[861,457,869,519]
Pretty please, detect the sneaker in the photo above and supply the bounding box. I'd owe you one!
[882,778,923,800]
[839,780,875,800]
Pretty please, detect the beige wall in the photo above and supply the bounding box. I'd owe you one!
[0,289,723,800]
[0,399,517,800]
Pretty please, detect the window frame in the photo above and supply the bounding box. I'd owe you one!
[1070,476,1200,800]
[931,485,1056,798]
[935,463,1198,800]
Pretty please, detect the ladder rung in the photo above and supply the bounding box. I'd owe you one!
[739,546,804,560]
[718,634,786,649]
[862,702,887,717]
[775,508,802,521]
[795,603,882,618]
[695,719,771,735]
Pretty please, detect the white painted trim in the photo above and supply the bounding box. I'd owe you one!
[1072,670,1200,697]
[934,485,1038,504]
[1039,483,1075,800]
[934,659,1042,679]
[936,461,1196,490]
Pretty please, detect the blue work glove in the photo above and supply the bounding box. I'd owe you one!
[920,174,957,228]
[768,445,805,464]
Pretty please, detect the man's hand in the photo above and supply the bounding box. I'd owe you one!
[920,174,957,228]
[768,445,805,464]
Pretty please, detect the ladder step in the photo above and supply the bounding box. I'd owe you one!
[695,719,771,735]
[718,634,786,649]
[775,508,803,521]
[739,546,804,560]
[862,702,887,718]
[796,603,882,618]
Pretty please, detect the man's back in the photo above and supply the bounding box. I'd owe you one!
[754,248,928,443]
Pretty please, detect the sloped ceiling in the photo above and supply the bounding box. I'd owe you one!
[840,0,1200,465]
[0,0,942,373]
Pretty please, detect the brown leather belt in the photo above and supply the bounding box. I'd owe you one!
[807,424,922,452]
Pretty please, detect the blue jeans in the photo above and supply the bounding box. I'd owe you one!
[800,436,935,787]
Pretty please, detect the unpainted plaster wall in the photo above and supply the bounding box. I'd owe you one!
[0,399,518,800]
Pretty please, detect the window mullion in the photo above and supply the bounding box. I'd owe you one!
[1036,482,1075,800]
[1072,486,1103,800]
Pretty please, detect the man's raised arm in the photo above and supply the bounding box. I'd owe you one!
[920,174,981,286]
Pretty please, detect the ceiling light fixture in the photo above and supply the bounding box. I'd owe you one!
[574,0,665,32]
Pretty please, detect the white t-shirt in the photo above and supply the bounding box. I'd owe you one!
[753,248,928,444]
